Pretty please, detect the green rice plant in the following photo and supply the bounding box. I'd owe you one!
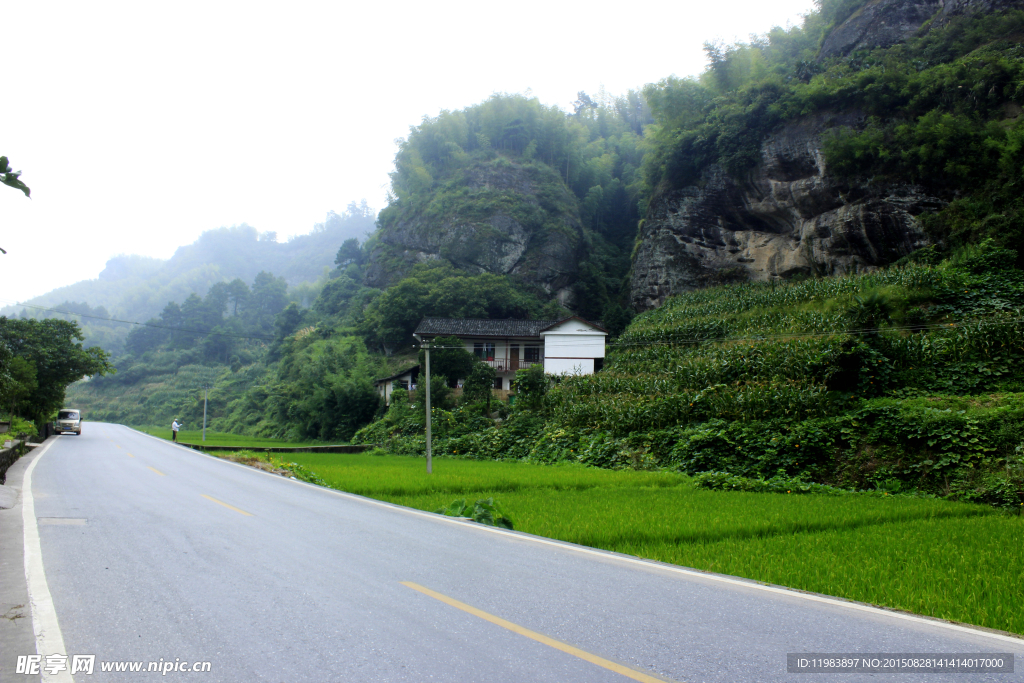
[284,452,684,497]
[661,515,1024,635]
[138,427,324,448]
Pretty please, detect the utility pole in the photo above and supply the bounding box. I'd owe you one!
[202,386,209,442]
[424,345,432,474]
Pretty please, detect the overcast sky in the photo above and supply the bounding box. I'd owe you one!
[1,0,815,305]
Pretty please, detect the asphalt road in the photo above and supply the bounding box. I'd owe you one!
[11,423,1024,682]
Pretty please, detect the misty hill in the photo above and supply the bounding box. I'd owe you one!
[5,204,375,351]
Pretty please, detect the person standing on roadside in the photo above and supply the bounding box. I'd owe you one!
[171,419,181,442]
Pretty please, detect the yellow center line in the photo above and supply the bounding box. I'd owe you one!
[147,466,165,476]
[201,494,253,517]
[400,582,677,683]
[127,453,135,458]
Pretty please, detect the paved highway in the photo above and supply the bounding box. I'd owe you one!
[8,423,1023,681]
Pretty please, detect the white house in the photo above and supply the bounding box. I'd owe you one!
[412,316,607,390]
[373,365,419,405]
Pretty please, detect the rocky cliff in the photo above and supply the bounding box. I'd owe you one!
[630,113,942,311]
[819,0,1022,59]
[365,159,585,305]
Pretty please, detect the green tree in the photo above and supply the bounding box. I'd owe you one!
[0,317,113,422]
[334,238,363,268]
[512,364,549,411]
[418,336,476,388]
[247,271,289,332]
[462,361,497,413]
[415,374,454,412]
[2,356,37,417]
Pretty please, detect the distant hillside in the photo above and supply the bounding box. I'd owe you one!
[4,205,375,352]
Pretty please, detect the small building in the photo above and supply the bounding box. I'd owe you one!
[412,317,607,390]
[374,365,419,405]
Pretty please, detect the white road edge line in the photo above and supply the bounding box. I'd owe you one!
[22,438,75,683]
[125,425,1024,647]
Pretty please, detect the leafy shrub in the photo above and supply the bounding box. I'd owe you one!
[435,497,514,529]
[693,471,848,495]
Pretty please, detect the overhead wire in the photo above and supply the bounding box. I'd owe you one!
[0,299,277,342]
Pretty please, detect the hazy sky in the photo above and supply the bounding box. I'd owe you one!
[1,0,814,304]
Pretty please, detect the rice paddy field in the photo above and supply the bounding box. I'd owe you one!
[140,427,325,448]
[275,451,1024,635]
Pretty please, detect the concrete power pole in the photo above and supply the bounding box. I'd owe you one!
[202,386,209,442]
[424,346,432,474]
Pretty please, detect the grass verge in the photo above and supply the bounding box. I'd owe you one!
[137,427,327,448]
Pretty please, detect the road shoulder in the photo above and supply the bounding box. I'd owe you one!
[0,443,45,683]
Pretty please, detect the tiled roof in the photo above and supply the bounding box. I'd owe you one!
[414,318,560,338]
[373,365,419,385]
[539,316,609,334]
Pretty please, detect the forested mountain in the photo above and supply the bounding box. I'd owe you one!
[45,0,1024,507]
[5,204,375,353]
[367,92,650,325]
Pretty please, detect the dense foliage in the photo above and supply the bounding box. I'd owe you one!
[377,92,651,324]
[355,243,1024,507]
[0,317,113,423]
[640,2,1024,260]
[5,204,376,354]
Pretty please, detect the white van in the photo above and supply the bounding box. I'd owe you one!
[56,409,83,435]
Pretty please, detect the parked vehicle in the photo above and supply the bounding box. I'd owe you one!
[56,409,83,435]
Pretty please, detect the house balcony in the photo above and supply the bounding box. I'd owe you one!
[480,358,541,373]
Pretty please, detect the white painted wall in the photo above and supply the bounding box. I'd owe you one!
[544,357,594,375]
[540,319,607,376]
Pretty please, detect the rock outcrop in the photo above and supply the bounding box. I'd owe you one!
[365,160,584,305]
[819,0,943,59]
[819,0,1024,59]
[630,113,942,311]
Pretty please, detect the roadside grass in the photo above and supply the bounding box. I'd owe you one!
[229,450,1023,635]
[285,451,683,496]
[138,427,326,448]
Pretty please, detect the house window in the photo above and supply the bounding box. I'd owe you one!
[524,346,540,362]
[474,342,495,360]
[399,380,409,390]
[494,377,503,390]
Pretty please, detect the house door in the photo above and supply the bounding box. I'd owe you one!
[510,345,519,372]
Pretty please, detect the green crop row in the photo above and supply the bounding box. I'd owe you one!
[625,264,953,328]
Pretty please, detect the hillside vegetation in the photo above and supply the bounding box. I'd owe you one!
[6,205,375,354]
[42,0,1024,512]
[358,244,1024,506]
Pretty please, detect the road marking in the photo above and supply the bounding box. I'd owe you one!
[127,452,135,458]
[21,439,75,683]
[124,424,1024,646]
[147,466,165,476]
[201,494,253,516]
[401,582,676,683]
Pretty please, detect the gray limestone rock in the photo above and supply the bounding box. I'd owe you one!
[365,160,584,305]
[629,113,941,311]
